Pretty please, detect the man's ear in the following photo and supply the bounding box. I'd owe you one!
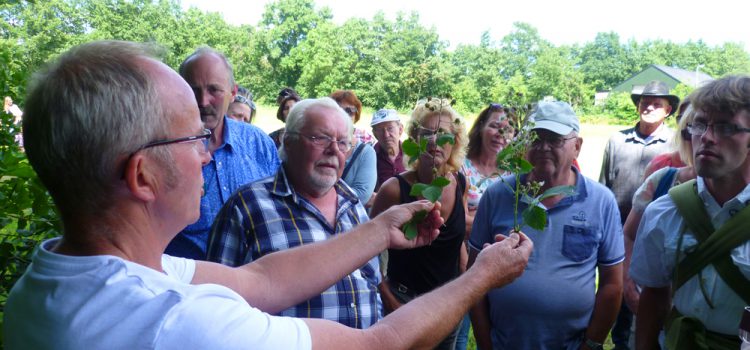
[123,154,157,203]
[574,137,583,158]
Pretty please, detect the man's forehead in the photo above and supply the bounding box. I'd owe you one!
[183,54,230,85]
[640,96,668,104]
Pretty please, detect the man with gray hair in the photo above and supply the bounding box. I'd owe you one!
[207,97,383,328]
[3,40,533,349]
[469,101,624,350]
[166,47,280,260]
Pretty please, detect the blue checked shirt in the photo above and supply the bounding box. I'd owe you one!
[206,166,382,328]
[166,116,280,260]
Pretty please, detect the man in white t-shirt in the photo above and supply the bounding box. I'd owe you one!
[3,40,533,350]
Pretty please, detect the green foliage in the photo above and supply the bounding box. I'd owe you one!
[0,112,62,328]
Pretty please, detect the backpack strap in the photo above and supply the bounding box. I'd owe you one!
[653,167,678,200]
[668,180,750,304]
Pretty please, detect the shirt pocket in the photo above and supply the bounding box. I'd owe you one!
[562,224,597,262]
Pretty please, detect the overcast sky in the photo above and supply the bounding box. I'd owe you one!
[180,0,749,52]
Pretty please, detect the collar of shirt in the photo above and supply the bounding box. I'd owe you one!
[215,115,238,154]
[696,176,750,225]
[625,122,672,145]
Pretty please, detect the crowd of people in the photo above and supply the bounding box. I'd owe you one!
[3,40,749,350]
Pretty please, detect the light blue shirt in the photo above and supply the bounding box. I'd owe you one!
[469,167,624,350]
[631,177,750,335]
[166,116,280,259]
[342,141,376,205]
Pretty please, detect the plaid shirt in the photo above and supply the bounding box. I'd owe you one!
[206,166,382,328]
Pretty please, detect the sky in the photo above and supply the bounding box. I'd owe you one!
[180,0,750,52]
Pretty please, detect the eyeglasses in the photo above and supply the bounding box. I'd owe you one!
[135,129,211,154]
[287,132,352,152]
[417,127,453,140]
[530,135,576,149]
[373,124,399,135]
[680,129,691,141]
[687,121,750,137]
[342,107,358,117]
[233,95,255,111]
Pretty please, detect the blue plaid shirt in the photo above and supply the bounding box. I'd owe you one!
[206,166,382,328]
[166,116,280,259]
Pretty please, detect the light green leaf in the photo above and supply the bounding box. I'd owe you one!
[517,158,534,174]
[402,220,418,240]
[419,138,428,152]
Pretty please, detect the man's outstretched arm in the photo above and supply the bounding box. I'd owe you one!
[193,200,443,313]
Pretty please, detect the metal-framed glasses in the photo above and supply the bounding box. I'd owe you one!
[134,129,211,154]
[687,121,750,137]
[287,132,352,152]
[531,135,576,149]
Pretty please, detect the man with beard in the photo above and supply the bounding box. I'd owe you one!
[207,97,383,329]
[166,48,280,260]
[599,80,678,349]
[631,75,750,350]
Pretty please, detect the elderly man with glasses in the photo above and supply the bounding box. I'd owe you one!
[207,97,383,329]
[469,101,624,350]
[4,41,535,349]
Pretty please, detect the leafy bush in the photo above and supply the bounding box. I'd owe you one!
[0,111,62,338]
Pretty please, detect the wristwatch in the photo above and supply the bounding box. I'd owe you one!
[584,338,604,350]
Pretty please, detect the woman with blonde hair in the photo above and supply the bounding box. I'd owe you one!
[370,98,469,350]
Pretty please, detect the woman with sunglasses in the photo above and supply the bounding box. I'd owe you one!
[370,98,469,350]
[269,92,301,148]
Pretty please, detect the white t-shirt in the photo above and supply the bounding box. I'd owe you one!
[3,238,312,349]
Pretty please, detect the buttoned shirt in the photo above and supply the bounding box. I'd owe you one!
[373,142,405,191]
[599,122,673,223]
[166,116,280,259]
[206,166,381,328]
[631,177,750,335]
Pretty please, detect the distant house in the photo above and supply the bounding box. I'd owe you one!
[611,64,714,93]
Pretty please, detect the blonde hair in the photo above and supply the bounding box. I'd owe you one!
[406,98,467,174]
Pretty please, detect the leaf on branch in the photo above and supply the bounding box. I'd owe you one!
[430,177,450,187]
[537,185,576,201]
[402,210,428,240]
[421,186,443,202]
[402,139,420,158]
[436,133,455,146]
[522,205,547,231]
[410,183,429,197]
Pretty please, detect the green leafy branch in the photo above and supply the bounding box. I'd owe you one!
[496,106,576,231]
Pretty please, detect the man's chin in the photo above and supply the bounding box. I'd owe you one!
[202,115,221,130]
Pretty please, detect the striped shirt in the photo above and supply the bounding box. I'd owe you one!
[206,166,381,328]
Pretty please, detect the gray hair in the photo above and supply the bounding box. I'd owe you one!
[178,47,235,88]
[279,97,353,161]
[23,40,171,218]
